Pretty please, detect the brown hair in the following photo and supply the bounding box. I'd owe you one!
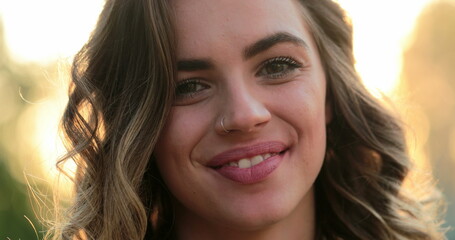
[48,0,446,239]
[49,0,176,238]
[298,1,446,239]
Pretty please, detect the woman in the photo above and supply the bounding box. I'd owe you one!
[50,0,446,239]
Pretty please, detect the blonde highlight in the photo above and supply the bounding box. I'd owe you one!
[48,0,176,239]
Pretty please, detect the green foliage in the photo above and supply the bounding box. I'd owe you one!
[0,157,43,240]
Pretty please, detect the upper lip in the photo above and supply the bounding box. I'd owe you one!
[207,141,288,168]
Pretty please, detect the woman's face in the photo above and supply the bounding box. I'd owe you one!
[155,0,329,233]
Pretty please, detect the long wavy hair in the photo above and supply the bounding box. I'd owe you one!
[48,0,446,239]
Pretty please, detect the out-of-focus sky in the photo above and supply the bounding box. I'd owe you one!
[0,0,105,64]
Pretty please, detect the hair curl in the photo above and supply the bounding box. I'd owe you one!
[297,1,446,239]
[48,0,446,239]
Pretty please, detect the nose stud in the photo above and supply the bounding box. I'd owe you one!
[221,117,230,133]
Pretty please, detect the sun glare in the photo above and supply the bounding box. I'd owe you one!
[337,0,433,97]
[0,0,104,64]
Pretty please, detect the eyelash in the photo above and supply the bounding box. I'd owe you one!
[174,56,303,103]
[174,78,209,100]
[256,56,303,79]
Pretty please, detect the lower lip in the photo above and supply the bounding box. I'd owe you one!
[213,152,285,184]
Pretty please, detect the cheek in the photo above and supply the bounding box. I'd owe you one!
[153,108,219,217]
[156,108,209,156]
[153,107,212,182]
[279,80,327,130]
[277,80,327,174]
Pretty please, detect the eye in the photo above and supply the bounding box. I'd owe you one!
[174,78,210,103]
[256,56,303,79]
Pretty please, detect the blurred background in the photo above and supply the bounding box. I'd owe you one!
[0,0,453,239]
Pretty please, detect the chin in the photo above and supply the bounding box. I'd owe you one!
[218,194,303,231]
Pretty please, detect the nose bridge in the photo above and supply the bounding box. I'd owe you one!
[221,75,271,132]
[228,85,262,118]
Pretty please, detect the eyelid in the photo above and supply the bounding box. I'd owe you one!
[265,56,300,65]
[176,78,203,86]
[175,78,210,95]
[255,56,304,78]
[173,78,211,105]
[257,56,302,70]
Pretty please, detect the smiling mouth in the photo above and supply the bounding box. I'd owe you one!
[212,150,287,170]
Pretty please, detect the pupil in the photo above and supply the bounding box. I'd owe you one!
[177,83,197,94]
[268,63,286,73]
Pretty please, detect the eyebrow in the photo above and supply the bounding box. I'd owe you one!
[243,32,309,60]
[177,59,214,71]
[176,32,309,72]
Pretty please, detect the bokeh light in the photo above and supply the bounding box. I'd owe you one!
[0,0,104,64]
[339,0,433,96]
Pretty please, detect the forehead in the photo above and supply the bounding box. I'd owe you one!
[171,0,312,58]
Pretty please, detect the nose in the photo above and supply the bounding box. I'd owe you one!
[216,85,271,134]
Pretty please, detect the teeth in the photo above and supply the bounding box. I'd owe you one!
[238,159,251,169]
[223,152,279,169]
[251,155,264,166]
[228,162,238,167]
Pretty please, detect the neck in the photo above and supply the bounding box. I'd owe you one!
[174,189,316,240]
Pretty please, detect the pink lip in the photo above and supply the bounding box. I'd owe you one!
[208,141,288,184]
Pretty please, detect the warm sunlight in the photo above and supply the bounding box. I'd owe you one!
[0,0,104,64]
[0,0,104,182]
[29,68,74,179]
[337,0,433,96]
[336,0,435,173]
[0,0,434,181]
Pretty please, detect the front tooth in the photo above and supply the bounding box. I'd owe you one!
[228,162,238,167]
[238,159,251,169]
[251,155,264,166]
